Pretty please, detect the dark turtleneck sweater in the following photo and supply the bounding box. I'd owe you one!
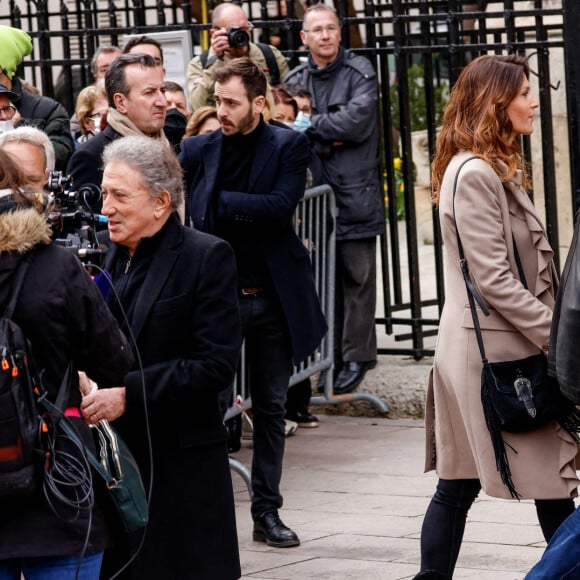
[214,117,273,290]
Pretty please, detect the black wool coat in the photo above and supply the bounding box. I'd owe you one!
[103,214,242,580]
[180,121,327,364]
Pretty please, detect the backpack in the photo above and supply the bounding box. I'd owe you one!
[0,257,42,497]
[200,43,281,87]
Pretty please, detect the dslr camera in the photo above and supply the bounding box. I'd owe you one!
[226,26,250,49]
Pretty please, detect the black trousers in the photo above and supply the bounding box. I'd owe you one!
[334,238,377,366]
[238,293,293,519]
[416,478,575,579]
[285,379,312,416]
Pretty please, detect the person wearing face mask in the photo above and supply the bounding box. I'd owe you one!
[271,86,297,128]
[73,84,108,148]
[163,80,190,154]
[0,83,19,135]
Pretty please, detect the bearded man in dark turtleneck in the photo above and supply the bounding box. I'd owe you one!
[179,57,326,550]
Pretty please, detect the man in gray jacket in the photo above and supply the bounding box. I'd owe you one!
[285,4,384,394]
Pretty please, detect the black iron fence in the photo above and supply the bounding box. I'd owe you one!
[1,0,575,360]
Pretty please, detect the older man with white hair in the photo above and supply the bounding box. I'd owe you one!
[0,125,55,190]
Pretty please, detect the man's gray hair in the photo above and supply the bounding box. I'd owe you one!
[90,46,121,78]
[0,126,55,171]
[303,4,338,29]
[102,136,183,210]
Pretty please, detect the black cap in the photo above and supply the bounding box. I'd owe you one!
[0,83,17,100]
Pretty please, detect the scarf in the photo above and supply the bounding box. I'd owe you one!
[106,107,169,145]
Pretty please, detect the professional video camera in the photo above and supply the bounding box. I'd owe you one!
[47,171,107,266]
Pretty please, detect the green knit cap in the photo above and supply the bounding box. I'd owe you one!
[0,26,33,80]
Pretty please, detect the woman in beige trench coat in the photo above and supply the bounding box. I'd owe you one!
[414,55,579,580]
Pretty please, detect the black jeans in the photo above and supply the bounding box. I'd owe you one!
[416,478,575,579]
[238,293,293,520]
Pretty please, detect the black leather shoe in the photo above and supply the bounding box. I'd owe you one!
[286,411,319,428]
[253,512,300,548]
[333,361,376,394]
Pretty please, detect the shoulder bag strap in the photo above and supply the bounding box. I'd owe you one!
[5,256,31,319]
[451,157,490,364]
[511,232,528,289]
[257,43,280,86]
[452,158,530,366]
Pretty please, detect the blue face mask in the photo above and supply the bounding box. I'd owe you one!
[293,111,312,133]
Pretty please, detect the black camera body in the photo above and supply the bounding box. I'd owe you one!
[227,26,250,49]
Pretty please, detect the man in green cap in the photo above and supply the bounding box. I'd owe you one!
[0,25,74,171]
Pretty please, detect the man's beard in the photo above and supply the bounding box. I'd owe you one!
[220,107,256,135]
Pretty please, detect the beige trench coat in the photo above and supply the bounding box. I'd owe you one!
[425,152,579,500]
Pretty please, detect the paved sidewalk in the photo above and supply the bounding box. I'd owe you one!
[231,416,552,580]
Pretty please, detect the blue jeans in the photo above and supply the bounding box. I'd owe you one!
[0,552,103,580]
[526,506,580,579]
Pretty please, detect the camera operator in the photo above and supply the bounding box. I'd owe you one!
[186,3,288,113]
[0,126,55,191]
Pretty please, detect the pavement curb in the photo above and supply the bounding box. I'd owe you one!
[312,356,433,420]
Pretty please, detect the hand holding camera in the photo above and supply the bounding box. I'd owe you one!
[211,25,250,58]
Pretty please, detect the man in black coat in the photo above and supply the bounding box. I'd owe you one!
[180,57,327,549]
[80,136,241,579]
[66,53,168,212]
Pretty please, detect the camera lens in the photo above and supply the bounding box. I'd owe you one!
[227,26,250,49]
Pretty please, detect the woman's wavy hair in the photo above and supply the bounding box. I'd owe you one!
[184,106,218,138]
[75,84,107,136]
[431,54,531,205]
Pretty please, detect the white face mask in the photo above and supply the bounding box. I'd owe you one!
[293,111,312,133]
[0,119,14,134]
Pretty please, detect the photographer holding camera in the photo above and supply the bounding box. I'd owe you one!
[186,3,288,113]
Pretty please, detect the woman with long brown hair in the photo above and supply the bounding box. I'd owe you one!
[414,55,579,579]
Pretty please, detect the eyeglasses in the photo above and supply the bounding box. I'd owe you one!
[303,25,339,35]
[0,105,16,119]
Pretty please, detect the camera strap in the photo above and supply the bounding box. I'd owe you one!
[200,43,279,86]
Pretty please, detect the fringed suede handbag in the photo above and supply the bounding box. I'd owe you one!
[452,157,580,499]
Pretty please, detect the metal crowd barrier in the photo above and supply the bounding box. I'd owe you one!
[226,185,389,495]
